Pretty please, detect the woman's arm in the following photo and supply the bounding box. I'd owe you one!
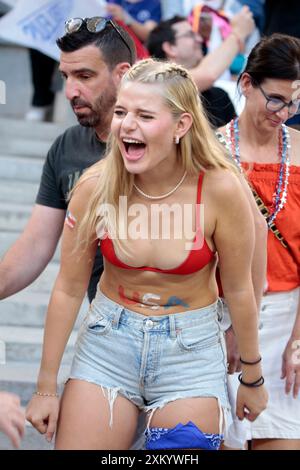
[190,7,254,91]
[282,296,300,398]
[26,178,98,441]
[211,170,268,420]
[237,175,267,309]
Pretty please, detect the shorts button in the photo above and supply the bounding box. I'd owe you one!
[145,319,154,329]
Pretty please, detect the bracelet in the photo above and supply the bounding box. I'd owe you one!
[238,373,265,387]
[230,31,245,53]
[240,356,262,365]
[34,391,59,397]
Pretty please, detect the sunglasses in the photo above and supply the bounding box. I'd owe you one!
[64,16,133,63]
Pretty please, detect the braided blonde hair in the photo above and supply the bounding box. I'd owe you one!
[74,59,234,251]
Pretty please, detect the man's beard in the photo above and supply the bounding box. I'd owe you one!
[71,88,116,128]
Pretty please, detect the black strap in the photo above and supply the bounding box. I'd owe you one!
[250,186,289,249]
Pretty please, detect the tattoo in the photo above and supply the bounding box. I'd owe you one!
[118,286,189,311]
[65,210,76,229]
[140,293,161,310]
[164,296,189,309]
[118,285,140,305]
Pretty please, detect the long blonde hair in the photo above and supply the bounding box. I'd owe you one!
[74,59,234,249]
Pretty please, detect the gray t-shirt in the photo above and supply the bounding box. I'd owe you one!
[36,125,106,209]
[36,125,106,301]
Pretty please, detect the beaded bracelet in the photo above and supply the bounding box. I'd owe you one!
[238,373,265,388]
[240,356,262,366]
[34,391,59,397]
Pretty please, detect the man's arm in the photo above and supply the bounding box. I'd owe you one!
[0,205,65,300]
[190,6,255,91]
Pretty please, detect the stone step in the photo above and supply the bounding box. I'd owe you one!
[0,362,71,406]
[0,202,32,232]
[1,139,50,160]
[0,231,60,262]
[0,155,44,182]
[0,291,50,327]
[0,179,38,205]
[0,290,89,328]
[0,139,52,159]
[0,420,54,450]
[0,326,76,364]
[0,117,66,142]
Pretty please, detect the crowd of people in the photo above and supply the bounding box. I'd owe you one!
[0,0,299,451]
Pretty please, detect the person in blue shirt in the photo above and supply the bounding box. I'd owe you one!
[106,0,162,41]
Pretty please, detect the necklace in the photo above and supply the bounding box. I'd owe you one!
[225,117,290,227]
[133,171,187,200]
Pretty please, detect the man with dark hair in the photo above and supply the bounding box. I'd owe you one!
[0,18,136,302]
[147,11,254,126]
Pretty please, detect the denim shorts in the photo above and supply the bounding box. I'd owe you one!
[69,290,230,429]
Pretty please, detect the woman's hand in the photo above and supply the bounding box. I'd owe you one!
[0,392,25,448]
[236,385,268,421]
[26,394,59,442]
[281,337,300,398]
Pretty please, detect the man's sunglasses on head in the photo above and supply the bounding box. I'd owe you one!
[65,16,133,63]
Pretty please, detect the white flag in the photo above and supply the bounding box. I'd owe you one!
[0,0,107,60]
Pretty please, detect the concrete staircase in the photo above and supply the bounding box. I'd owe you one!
[0,117,88,449]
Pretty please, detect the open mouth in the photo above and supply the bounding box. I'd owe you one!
[122,138,146,161]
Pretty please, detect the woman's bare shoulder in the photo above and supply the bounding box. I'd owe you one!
[204,168,242,208]
[288,126,300,165]
[73,159,106,196]
[205,167,240,189]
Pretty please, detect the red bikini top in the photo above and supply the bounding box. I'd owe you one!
[100,173,215,275]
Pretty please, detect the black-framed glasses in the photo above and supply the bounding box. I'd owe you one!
[64,17,133,63]
[256,82,300,116]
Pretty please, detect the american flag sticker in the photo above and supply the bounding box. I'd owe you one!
[65,210,77,229]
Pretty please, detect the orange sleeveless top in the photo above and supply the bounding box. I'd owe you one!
[243,162,300,292]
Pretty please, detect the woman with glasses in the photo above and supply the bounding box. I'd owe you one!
[218,33,300,450]
[26,58,267,450]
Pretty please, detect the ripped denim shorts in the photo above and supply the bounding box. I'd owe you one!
[69,290,230,443]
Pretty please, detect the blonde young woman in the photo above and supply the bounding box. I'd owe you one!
[26,59,267,450]
[218,34,300,450]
